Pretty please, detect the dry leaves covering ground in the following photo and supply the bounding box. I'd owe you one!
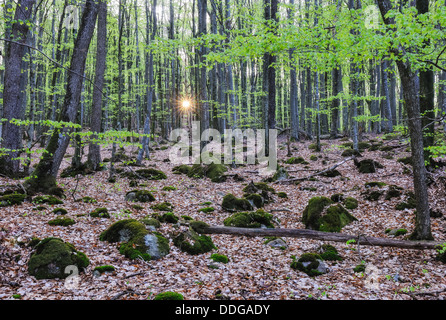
[1,134,446,300]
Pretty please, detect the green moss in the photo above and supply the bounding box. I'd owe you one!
[353,263,366,273]
[330,193,344,202]
[172,165,192,175]
[277,192,288,199]
[28,238,89,279]
[154,292,184,300]
[210,253,229,263]
[223,209,275,228]
[302,196,333,230]
[320,169,341,177]
[32,195,63,205]
[158,212,179,224]
[358,142,371,150]
[123,168,167,180]
[82,196,97,203]
[319,244,342,261]
[355,159,384,174]
[286,157,309,165]
[173,230,216,255]
[290,253,323,277]
[0,193,26,207]
[125,190,156,202]
[198,207,215,214]
[52,208,67,215]
[151,201,174,211]
[341,149,361,157]
[319,204,357,232]
[132,204,144,210]
[310,155,318,161]
[140,217,161,228]
[90,207,110,218]
[187,163,228,182]
[365,181,387,188]
[119,242,151,261]
[94,265,115,274]
[385,185,403,200]
[243,182,276,194]
[48,217,76,226]
[222,194,253,212]
[162,186,177,191]
[99,219,148,242]
[190,220,210,233]
[245,193,264,208]
[364,190,384,201]
[343,197,358,210]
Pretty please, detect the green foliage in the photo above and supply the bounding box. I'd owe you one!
[210,253,229,264]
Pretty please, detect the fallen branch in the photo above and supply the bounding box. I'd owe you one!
[201,226,443,250]
[274,156,356,184]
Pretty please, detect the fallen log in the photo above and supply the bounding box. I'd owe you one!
[201,226,443,250]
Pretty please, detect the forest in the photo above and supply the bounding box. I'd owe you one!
[1,0,446,302]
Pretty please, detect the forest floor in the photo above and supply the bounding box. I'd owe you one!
[1,132,446,301]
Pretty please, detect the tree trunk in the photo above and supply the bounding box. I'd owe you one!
[87,0,107,171]
[1,0,36,176]
[26,0,99,193]
[200,226,441,250]
[377,0,433,241]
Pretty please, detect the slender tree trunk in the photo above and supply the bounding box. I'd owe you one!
[288,0,299,141]
[87,0,107,171]
[1,0,36,176]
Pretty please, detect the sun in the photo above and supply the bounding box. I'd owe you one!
[181,100,191,110]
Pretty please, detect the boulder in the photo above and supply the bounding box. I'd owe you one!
[223,209,275,228]
[173,229,216,255]
[302,196,357,232]
[99,219,169,260]
[125,189,155,202]
[290,253,329,277]
[28,238,89,280]
[221,194,253,212]
[187,163,228,182]
[354,158,384,173]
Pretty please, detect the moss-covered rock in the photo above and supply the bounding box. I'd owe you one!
[173,229,216,255]
[245,193,265,208]
[341,149,362,157]
[140,217,161,228]
[318,244,342,261]
[151,201,174,212]
[302,196,333,230]
[172,165,192,175]
[154,292,184,300]
[395,191,416,210]
[290,253,328,277]
[385,228,408,237]
[100,219,169,261]
[343,197,358,210]
[32,195,63,205]
[82,196,97,203]
[277,192,288,199]
[397,156,413,166]
[0,193,26,207]
[198,207,215,214]
[123,168,167,180]
[286,157,309,165]
[222,194,253,212]
[270,166,289,182]
[385,185,403,200]
[52,208,68,215]
[210,253,229,263]
[89,207,110,218]
[48,217,76,226]
[93,265,115,275]
[28,238,89,279]
[354,159,384,173]
[330,193,344,202]
[187,163,228,182]
[223,209,275,228]
[365,181,387,188]
[157,212,179,224]
[302,197,356,232]
[320,169,342,177]
[162,185,177,191]
[125,190,155,202]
